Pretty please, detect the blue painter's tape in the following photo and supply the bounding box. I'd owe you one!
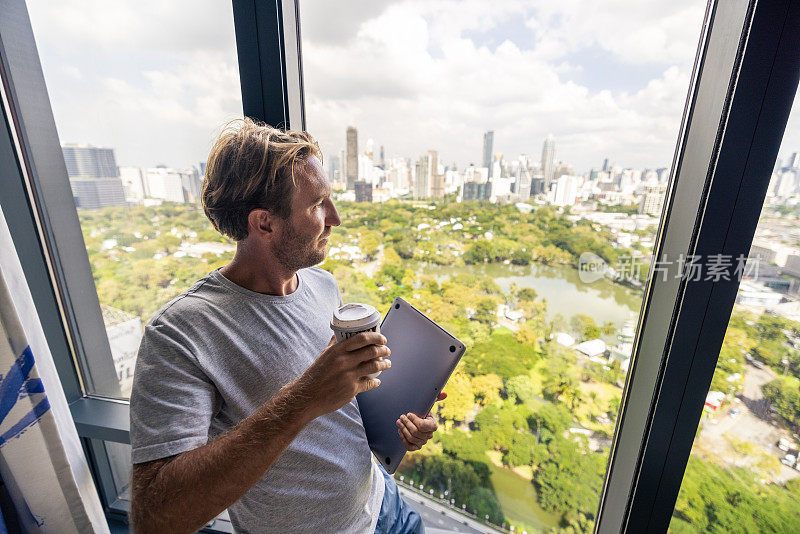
[0,346,35,425]
[0,346,51,448]
[23,378,45,395]
[0,397,50,447]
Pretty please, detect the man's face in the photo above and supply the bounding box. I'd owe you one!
[273,156,341,271]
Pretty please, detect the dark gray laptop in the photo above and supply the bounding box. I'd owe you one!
[356,297,466,473]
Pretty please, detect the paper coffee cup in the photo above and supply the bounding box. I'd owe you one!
[331,303,383,378]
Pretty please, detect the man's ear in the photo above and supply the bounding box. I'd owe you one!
[247,209,273,238]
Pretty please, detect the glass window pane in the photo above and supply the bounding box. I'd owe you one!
[668,89,800,533]
[101,441,232,530]
[26,0,242,398]
[301,1,704,531]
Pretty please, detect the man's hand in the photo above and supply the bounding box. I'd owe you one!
[294,332,391,420]
[396,392,447,451]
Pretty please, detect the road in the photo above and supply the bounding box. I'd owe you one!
[397,485,500,534]
[696,363,799,483]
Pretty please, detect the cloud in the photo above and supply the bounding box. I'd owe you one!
[26,0,798,175]
[303,1,705,171]
[26,0,242,167]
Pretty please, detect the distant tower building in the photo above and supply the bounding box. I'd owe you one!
[428,150,441,198]
[414,150,439,199]
[326,152,338,182]
[338,150,346,186]
[61,143,119,178]
[638,185,667,216]
[119,167,147,202]
[354,181,373,203]
[483,131,494,178]
[365,138,375,163]
[379,145,386,169]
[462,182,491,201]
[62,143,127,209]
[541,135,555,188]
[602,157,610,172]
[517,166,533,200]
[346,126,358,190]
[553,175,579,207]
[69,178,127,209]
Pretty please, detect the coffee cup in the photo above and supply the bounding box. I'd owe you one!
[331,303,384,378]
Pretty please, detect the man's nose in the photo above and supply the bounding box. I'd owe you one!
[327,202,341,227]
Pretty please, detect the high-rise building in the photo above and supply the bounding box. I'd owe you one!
[69,177,127,209]
[346,126,358,190]
[61,143,119,178]
[553,175,580,206]
[517,166,533,200]
[338,150,346,187]
[120,166,147,202]
[638,185,668,216]
[462,182,491,202]
[144,167,200,203]
[541,135,555,188]
[531,176,546,195]
[483,131,494,178]
[414,158,429,200]
[414,150,440,199]
[354,180,372,202]
[379,146,385,169]
[430,150,444,198]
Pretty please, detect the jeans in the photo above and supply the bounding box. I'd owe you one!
[374,466,425,534]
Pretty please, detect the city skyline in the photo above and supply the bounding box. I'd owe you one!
[27,0,800,175]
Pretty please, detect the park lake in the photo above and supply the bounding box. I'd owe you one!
[419,261,643,329]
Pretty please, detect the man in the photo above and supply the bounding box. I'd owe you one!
[129,119,444,534]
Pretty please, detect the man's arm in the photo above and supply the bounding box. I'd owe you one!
[131,332,391,534]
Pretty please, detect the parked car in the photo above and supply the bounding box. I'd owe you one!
[780,454,797,468]
[730,408,740,418]
[779,437,792,452]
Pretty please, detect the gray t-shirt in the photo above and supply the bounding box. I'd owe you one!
[130,267,385,533]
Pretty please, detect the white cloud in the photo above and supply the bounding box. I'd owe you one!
[25,0,800,174]
[303,1,705,171]
[26,0,242,168]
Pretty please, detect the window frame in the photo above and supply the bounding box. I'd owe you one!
[2,0,800,531]
[596,0,800,531]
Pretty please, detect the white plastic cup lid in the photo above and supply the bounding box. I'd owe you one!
[332,303,380,328]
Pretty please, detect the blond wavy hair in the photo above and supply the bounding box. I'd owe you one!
[201,118,322,241]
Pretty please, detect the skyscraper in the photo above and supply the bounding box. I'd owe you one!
[414,150,439,199]
[63,143,126,209]
[483,131,494,178]
[346,126,358,190]
[541,135,555,188]
[69,178,127,209]
[61,143,119,178]
[354,181,373,203]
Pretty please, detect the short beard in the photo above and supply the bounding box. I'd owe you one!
[274,220,326,272]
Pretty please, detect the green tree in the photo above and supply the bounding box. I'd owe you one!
[437,370,474,422]
[506,375,537,404]
[467,487,504,524]
[464,240,493,264]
